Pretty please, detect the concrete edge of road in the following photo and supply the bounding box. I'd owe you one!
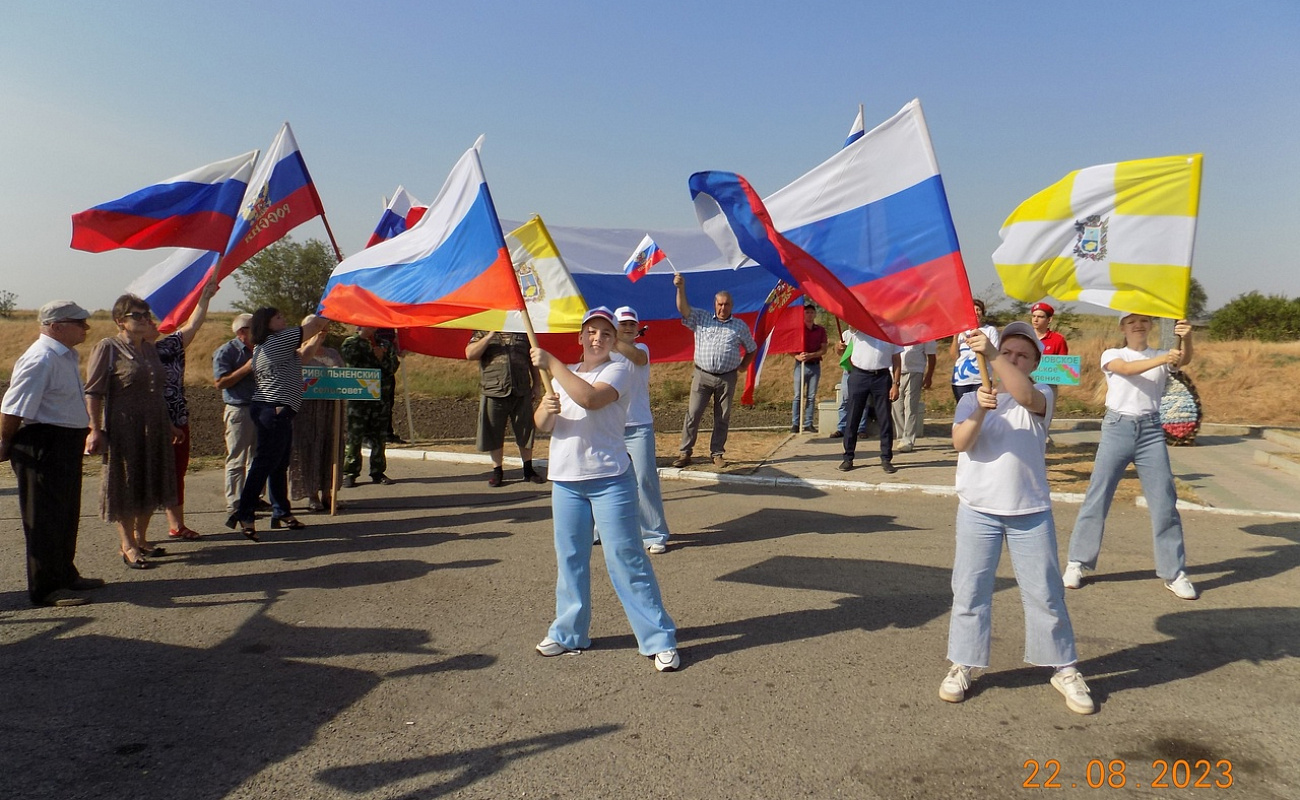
[379,444,1300,520]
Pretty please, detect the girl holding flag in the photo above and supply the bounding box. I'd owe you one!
[941,321,1093,715]
[530,307,679,672]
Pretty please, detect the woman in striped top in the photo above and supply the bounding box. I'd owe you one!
[226,307,329,539]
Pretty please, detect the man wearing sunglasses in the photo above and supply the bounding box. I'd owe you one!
[1,300,103,607]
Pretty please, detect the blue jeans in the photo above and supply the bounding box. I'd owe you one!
[548,470,677,655]
[236,402,296,522]
[948,504,1078,668]
[791,362,821,428]
[625,424,670,547]
[1067,411,1187,580]
[836,370,869,436]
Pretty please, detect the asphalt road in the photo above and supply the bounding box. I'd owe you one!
[1,460,1296,799]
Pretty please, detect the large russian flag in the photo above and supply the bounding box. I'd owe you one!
[365,185,424,248]
[703,99,977,345]
[71,150,258,253]
[129,122,326,331]
[319,143,524,328]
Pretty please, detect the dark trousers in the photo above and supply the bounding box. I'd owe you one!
[843,367,894,462]
[237,402,297,522]
[11,424,88,604]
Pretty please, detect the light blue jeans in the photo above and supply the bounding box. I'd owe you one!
[791,362,821,428]
[625,424,670,547]
[948,504,1078,668]
[1067,411,1187,580]
[548,470,677,655]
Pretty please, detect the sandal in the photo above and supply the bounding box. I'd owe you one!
[122,551,151,570]
[270,516,306,530]
[225,513,259,542]
[168,526,201,540]
[139,545,167,557]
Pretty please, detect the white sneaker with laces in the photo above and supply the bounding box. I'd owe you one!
[939,664,971,703]
[536,637,581,657]
[1051,667,1096,715]
[647,543,667,554]
[654,648,680,672]
[1062,561,1086,589]
[1165,571,1199,600]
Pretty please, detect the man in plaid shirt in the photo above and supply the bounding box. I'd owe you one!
[672,273,757,469]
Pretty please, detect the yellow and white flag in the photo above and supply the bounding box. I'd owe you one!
[993,154,1202,319]
[435,215,588,332]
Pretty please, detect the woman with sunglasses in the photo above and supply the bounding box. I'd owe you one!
[85,295,179,569]
[226,307,330,539]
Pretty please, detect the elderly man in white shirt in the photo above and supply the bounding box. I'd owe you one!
[839,327,903,474]
[0,300,103,607]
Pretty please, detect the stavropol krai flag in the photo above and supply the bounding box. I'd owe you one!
[129,123,328,331]
[623,234,667,282]
[319,142,524,328]
[366,185,424,248]
[71,150,258,253]
[696,99,977,345]
[431,214,588,332]
[992,154,1202,319]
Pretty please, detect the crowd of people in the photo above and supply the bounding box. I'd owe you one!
[2,285,1200,703]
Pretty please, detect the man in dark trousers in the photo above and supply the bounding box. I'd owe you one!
[0,300,103,607]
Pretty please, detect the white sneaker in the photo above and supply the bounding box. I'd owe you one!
[1165,571,1199,600]
[654,648,680,672]
[536,637,581,657]
[939,664,971,703]
[898,442,914,453]
[647,542,667,554]
[1062,561,1086,589]
[1051,667,1096,715]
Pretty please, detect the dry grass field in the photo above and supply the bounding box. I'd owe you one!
[1,309,1297,428]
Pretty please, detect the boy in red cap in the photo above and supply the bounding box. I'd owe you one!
[1029,302,1069,355]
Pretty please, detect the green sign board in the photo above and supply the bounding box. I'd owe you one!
[302,366,381,401]
[1030,355,1082,386]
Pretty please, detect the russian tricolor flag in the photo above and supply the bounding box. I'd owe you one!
[127,122,326,331]
[622,234,667,282]
[365,186,425,248]
[71,150,258,253]
[319,142,524,328]
[695,99,977,345]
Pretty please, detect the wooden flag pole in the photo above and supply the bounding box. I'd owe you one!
[519,311,555,395]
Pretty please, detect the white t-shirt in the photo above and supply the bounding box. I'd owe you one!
[951,325,999,387]
[843,330,902,371]
[953,384,1055,515]
[611,343,653,428]
[547,359,633,482]
[1100,347,1168,415]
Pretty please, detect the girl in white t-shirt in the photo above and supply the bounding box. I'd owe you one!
[530,307,679,672]
[941,321,1093,715]
[1063,315,1197,600]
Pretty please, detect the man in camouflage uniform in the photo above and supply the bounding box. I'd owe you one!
[341,326,399,487]
[466,330,544,487]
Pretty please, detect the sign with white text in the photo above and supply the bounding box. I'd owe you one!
[301,366,381,400]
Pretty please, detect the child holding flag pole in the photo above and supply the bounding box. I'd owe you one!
[941,322,1094,715]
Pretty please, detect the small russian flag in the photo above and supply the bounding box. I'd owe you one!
[622,234,666,283]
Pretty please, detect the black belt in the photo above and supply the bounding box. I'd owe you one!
[695,366,738,377]
[853,366,891,375]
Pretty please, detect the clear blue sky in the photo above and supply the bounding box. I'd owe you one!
[2,0,1296,314]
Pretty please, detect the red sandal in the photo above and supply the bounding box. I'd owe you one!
[167,526,201,540]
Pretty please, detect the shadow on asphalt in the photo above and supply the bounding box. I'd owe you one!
[316,725,621,798]
[0,604,496,800]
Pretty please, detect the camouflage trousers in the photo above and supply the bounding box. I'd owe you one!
[344,401,386,478]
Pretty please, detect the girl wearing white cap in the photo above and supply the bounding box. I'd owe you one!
[941,321,1093,715]
[611,305,671,554]
[530,306,679,672]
